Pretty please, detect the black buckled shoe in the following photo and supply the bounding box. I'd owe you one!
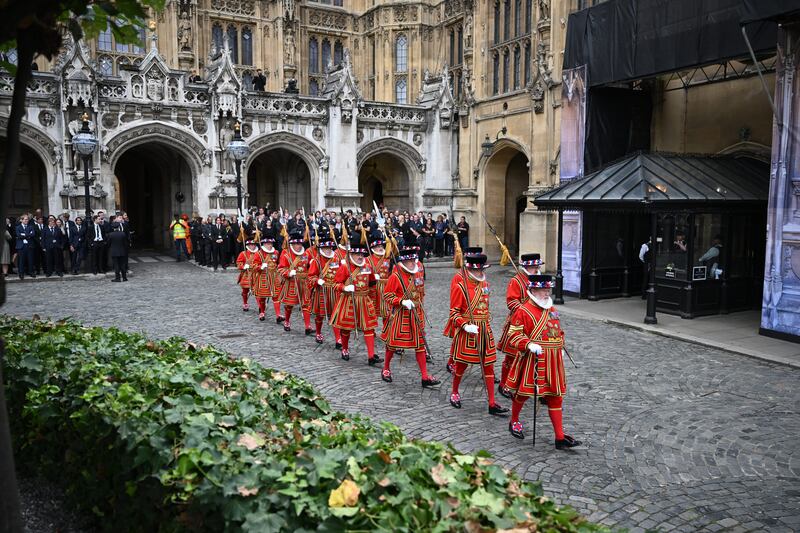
[509,421,524,440]
[368,355,384,366]
[381,370,393,383]
[421,376,441,388]
[539,396,548,406]
[334,341,342,350]
[449,393,462,408]
[341,349,350,361]
[276,316,285,324]
[498,384,514,399]
[305,328,313,336]
[315,334,324,344]
[283,322,291,332]
[488,403,510,416]
[555,435,582,450]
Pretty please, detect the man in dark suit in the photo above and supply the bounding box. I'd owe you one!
[32,215,45,274]
[69,216,87,274]
[107,218,129,282]
[15,214,37,279]
[61,213,77,272]
[42,217,65,277]
[190,216,205,265]
[88,214,107,274]
[209,216,228,270]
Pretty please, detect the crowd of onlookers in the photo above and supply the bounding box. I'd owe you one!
[173,206,470,268]
[6,209,132,281]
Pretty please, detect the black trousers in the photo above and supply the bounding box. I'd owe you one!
[90,243,106,274]
[191,236,203,263]
[70,247,83,273]
[16,247,34,278]
[112,256,127,280]
[44,247,63,275]
[212,242,226,268]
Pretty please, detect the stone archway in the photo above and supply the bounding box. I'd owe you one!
[0,117,59,216]
[105,122,206,180]
[483,141,529,255]
[245,132,325,210]
[357,138,422,212]
[0,139,48,218]
[114,142,194,249]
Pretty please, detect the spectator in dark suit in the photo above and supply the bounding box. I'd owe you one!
[60,213,77,272]
[70,216,87,274]
[42,217,65,277]
[107,218,129,282]
[210,216,228,270]
[253,69,267,91]
[15,214,37,279]
[88,214,107,275]
[32,215,45,274]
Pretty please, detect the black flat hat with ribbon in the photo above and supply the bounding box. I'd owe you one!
[527,274,555,289]
[464,253,489,269]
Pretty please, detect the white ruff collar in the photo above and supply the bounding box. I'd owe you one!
[320,249,334,259]
[467,270,485,282]
[529,292,553,310]
[373,249,386,257]
[261,246,274,253]
[291,246,305,256]
[350,256,365,267]
[399,262,418,274]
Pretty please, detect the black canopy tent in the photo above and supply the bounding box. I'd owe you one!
[535,152,769,323]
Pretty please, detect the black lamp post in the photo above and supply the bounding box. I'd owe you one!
[226,121,250,217]
[71,113,98,219]
[481,126,508,158]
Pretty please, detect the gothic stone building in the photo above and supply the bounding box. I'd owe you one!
[2,0,566,256]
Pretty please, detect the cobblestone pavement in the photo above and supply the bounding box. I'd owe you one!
[5,261,800,533]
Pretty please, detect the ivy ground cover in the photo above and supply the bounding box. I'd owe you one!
[2,317,607,532]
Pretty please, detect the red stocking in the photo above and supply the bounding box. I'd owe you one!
[415,349,429,380]
[333,327,341,342]
[500,354,514,387]
[547,396,565,440]
[451,361,468,394]
[315,316,323,335]
[483,363,497,406]
[302,309,311,329]
[383,347,394,372]
[364,330,375,359]
[511,395,528,424]
[341,330,350,350]
[273,301,283,318]
[284,305,293,323]
[257,297,266,314]
[241,289,249,305]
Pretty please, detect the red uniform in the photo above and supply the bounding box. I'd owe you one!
[306,253,341,341]
[504,301,566,398]
[277,248,312,330]
[497,272,530,390]
[369,253,393,320]
[252,247,281,319]
[236,248,261,310]
[330,256,378,361]
[505,298,572,444]
[381,263,426,350]
[380,261,436,383]
[444,269,502,411]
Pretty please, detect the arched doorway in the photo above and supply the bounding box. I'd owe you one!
[484,146,529,254]
[0,139,47,218]
[114,143,194,250]
[247,148,312,211]
[358,153,410,212]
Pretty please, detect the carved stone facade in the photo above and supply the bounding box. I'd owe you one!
[4,0,575,260]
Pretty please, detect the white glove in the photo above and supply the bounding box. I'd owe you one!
[463,324,479,335]
[374,273,381,280]
[243,264,250,270]
[343,284,355,293]
[317,278,325,286]
[402,299,414,310]
[288,269,296,277]
[527,342,543,355]
[261,263,268,270]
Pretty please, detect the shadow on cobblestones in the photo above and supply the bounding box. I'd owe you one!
[6,261,800,532]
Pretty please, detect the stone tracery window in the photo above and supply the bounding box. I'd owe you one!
[395,34,408,73]
[212,23,224,52]
[310,79,319,96]
[309,37,319,73]
[242,27,253,66]
[227,25,238,63]
[98,27,113,51]
[395,77,407,104]
[321,39,331,71]
[490,0,532,95]
[334,40,343,66]
[93,23,146,76]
